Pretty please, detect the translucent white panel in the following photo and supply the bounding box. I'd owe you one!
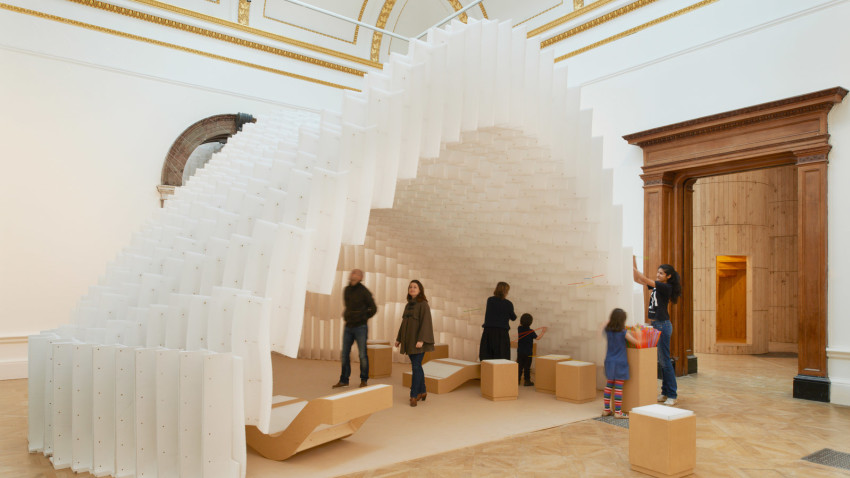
[51,342,74,469]
[281,170,312,228]
[166,293,192,349]
[230,295,272,432]
[92,345,116,477]
[267,225,314,355]
[43,337,57,455]
[178,351,206,477]
[208,287,247,353]
[27,333,55,452]
[243,219,278,297]
[461,20,482,133]
[199,237,230,296]
[178,250,206,295]
[71,343,94,473]
[203,354,246,478]
[146,304,169,348]
[155,349,180,477]
[186,295,211,351]
[134,348,158,478]
[114,346,137,478]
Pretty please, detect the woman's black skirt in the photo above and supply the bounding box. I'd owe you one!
[479,327,511,360]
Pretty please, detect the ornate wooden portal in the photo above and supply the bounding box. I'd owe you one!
[624,87,847,401]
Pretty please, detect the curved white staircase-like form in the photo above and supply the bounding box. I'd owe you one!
[28,18,631,478]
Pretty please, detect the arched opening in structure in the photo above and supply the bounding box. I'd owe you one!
[158,113,256,204]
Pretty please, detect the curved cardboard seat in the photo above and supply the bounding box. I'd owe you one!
[402,358,480,394]
[246,384,393,461]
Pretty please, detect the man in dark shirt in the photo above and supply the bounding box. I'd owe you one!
[333,269,377,388]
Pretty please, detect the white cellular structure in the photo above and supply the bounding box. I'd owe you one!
[28,19,632,477]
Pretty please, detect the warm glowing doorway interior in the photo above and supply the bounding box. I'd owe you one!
[716,255,748,344]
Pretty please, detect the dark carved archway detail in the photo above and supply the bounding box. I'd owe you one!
[161,113,256,187]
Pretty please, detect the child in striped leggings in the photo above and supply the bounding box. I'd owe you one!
[601,308,638,418]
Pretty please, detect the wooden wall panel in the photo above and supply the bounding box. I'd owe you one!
[767,165,798,351]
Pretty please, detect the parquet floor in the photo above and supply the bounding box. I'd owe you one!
[4,353,850,477]
[338,353,850,477]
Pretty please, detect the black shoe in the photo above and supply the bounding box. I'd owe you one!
[332,381,349,388]
[359,381,368,388]
[524,381,534,386]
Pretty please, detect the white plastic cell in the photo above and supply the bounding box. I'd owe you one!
[71,343,94,473]
[202,354,246,478]
[178,350,206,477]
[27,333,56,452]
[114,346,137,478]
[155,349,180,477]
[92,345,116,477]
[230,295,272,431]
[51,341,74,469]
[134,348,158,478]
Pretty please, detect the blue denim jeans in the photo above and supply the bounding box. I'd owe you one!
[409,353,426,398]
[652,320,678,399]
[340,324,369,383]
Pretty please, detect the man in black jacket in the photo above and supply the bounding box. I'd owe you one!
[333,269,377,388]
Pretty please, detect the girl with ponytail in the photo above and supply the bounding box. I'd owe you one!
[633,257,681,405]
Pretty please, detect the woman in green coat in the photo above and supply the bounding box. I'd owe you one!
[395,280,435,407]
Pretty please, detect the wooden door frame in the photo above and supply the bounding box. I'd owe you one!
[624,87,847,401]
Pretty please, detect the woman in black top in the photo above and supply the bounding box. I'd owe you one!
[633,256,682,405]
[478,282,517,360]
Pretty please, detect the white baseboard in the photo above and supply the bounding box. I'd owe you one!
[0,335,29,380]
[0,360,27,380]
[829,378,850,406]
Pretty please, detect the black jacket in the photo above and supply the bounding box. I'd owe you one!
[343,282,377,327]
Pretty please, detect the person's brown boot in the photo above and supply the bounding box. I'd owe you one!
[417,392,427,401]
[409,397,418,407]
[332,381,349,388]
[359,381,368,388]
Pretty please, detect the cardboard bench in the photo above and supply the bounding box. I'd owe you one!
[402,358,480,394]
[246,384,393,461]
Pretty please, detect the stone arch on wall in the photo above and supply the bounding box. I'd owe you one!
[158,113,256,203]
[625,87,847,402]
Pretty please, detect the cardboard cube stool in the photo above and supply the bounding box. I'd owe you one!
[402,358,480,394]
[422,343,449,364]
[534,354,571,394]
[622,347,657,413]
[367,344,392,379]
[629,404,696,478]
[555,360,597,403]
[367,340,390,346]
[480,359,518,401]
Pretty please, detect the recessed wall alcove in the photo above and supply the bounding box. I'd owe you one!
[624,87,847,402]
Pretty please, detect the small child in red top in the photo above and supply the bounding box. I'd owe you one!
[516,313,547,386]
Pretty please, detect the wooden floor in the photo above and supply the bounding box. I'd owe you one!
[4,353,850,477]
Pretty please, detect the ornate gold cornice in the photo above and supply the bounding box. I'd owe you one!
[0,3,360,91]
[447,0,469,23]
[123,0,381,69]
[554,0,718,62]
[541,0,661,48]
[528,0,616,37]
[237,0,250,26]
[370,0,397,62]
[262,0,369,45]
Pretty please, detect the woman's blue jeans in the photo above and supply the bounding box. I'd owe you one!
[652,320,678,399]
[409,352,426,398]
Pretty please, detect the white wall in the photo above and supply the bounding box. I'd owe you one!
[574,0,850,403]
[0,4,343,377]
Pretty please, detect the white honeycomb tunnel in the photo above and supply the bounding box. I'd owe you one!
[28,18,632,478]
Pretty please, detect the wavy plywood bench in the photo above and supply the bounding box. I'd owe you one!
[402,358,480,394]
[246,384,393,461]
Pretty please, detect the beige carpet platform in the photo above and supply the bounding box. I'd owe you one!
[246,354,600,477]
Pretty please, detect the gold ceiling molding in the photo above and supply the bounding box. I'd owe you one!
[554,0,718,62]
[66,0,369,75]
[0,3,359,91]
[123,0,381,69]
[528,0,617,37]
[262,0,369,45]
[237,0,250,25]
[370,0,397,62]
[515,1,563,27]
[541,0,660,48]
[447,0,468,23]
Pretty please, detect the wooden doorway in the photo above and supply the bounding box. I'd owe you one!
[624,87,847,401]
